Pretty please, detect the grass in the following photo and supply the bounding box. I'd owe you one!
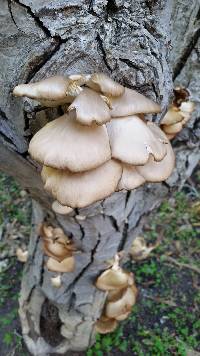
[0,169,199,355]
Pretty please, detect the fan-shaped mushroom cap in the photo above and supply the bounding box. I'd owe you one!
[162,122,183,135]
[110,88,161,117]
[137,137,175,182]
[41,160,122,209]
[95,267,129,291]
[29,114,111,172]
[118,164,145,191]
[105,285,137,319]
[115,311,131,321]
[68,88,111,125]
[161,107,183,126]
[16,247,28,263]
[46,256,75,273]
[95,317,118,334]
[43,239,72,262]
[52,201,73,215]
[13,76,74,107]
[86,73,124,97]
[179,101,195,113]
[107,116,167,165]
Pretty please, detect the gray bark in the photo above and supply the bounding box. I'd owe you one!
[0,0,199,354]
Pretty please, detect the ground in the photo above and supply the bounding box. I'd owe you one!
[0,169,199,356]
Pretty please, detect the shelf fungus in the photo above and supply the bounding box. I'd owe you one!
[161,86,195,140]
[13,72,176,210]
[95,255,138,334]
[40,224,76,275]
[16,247,28,263]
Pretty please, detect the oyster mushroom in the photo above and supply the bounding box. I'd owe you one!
[16,247,28,263]
[105,285,138,319]
[107,115,167,165]
[95,316,118,334]
[68,87,111,125]
[29,114,111,172]
[110,88,161,117]
[41,160,122,209]
[46,256,75,273]
[52,201,73,215]
[86,73,124,97]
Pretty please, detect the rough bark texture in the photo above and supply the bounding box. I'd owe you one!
[0,0,199,355]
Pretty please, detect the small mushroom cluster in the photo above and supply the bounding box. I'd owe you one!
[13,73,175,210]
[95,256,138,334]
[161,86,195,140]
[130,236,160,261]
[40,224,76,277]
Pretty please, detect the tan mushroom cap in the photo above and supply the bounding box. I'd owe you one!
[46,256,75,273]
[137,137,175,182]
[95,317,118,334]
[95,267,129,291]
[110,88,161,117]
[161,107,183,126]
[86,73,124,97]
[68,87,111,125]
[105,286,137,319]
[16,248,28,263]
[118,164,145,191]
[52,201,73,215]
[41,160,122,209]
[13,76,74,106]
[162,122,183,134]
[107,116,167,165]
[29,114,111,172]
[43,239,72,262]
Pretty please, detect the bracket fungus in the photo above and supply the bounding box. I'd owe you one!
[16,247,28,263]
[95,255,138,333]
[40,224,76,274]
[130,236,160,261]
[161,86,195,140]
[13,72,175,211]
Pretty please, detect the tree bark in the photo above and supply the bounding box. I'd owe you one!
[0,0,199,354]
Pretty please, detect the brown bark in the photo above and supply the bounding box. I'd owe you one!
[0,0,199,354]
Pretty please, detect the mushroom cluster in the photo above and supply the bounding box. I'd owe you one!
[40,224,76,276]
[130,236,160,261]
[161,86,195,140]
[95,256,138,334]
[13,73,175,210]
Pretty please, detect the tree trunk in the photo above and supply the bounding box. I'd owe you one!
[0,0,199,354]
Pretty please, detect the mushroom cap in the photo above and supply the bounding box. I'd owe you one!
[105,285,137,319]
[117,164,146,191]
[43,239,72,262]
[13,76,74,105]
[110,88,161,117]
[29,114,111,172]
[95,317,118,334]
[86,73,124,97]
[137,136,175,182]
[68,87,111,125]
[179,101,195,113]
[95,267,129,291]
[51,275,62,288]
[46,256,75,273]
[41,160,122,209]
[16,247,28,263]
[161,107,183,126]
[52,201,73,215]
[162,122,183,134]
[107,115,167,165]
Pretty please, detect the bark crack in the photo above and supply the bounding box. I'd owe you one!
[96,33,112,72]
[173,10,200,80]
